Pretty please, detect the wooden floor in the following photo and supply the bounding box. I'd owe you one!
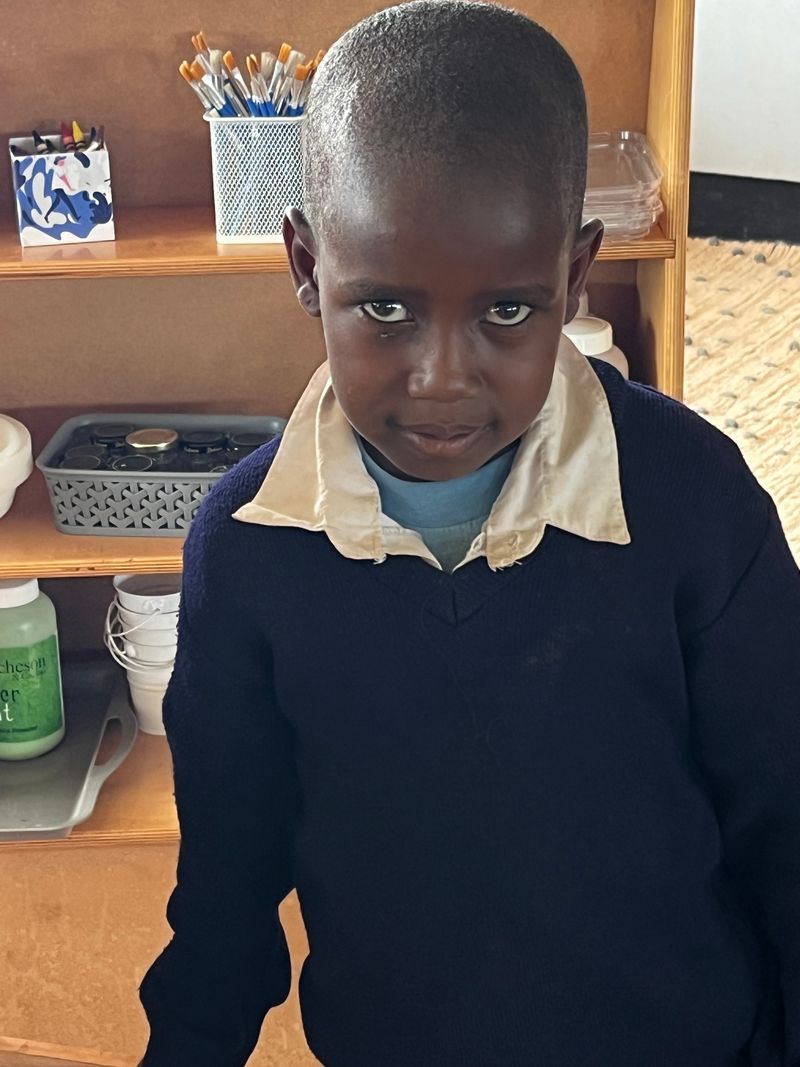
[0,879,319,1067]
[0,1038,129,1067]
[0,1057,109,1067]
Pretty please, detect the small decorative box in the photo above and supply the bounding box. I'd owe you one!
[9,133,115,247]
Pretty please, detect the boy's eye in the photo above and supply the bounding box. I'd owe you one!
[484,303,533,326]
[360,301,412,323]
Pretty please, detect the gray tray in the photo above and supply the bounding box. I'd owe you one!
[35,411,286,536]
[0,658,138,841]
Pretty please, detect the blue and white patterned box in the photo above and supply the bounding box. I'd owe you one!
[9,134,115,247]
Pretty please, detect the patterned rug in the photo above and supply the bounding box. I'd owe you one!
[683,237,800,559]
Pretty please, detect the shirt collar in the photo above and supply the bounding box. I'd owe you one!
[232,338,631,570]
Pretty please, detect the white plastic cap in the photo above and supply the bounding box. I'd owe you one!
[0,577,39,609]
[0,414,33,494]
[562,316,614,357]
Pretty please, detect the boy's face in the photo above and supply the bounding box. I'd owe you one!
[284,166,603,481]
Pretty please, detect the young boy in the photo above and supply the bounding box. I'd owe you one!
[139,3,800,1065]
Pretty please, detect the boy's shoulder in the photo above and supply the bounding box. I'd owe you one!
[589,356,760,489]
[588,357,772,554]
[185,435,284,549]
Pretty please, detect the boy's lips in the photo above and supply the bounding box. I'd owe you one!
[401,423,481,440]
[396,423,485,458]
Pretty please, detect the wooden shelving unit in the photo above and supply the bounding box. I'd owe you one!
[0,206,675,282]
[0,477,184,579]
[0,1,694,1061]
[5,727,179,853]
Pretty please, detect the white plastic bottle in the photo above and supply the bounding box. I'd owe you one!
[0,578,65,760]
[561,316,629,379]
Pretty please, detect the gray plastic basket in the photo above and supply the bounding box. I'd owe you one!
[35,412,285,537]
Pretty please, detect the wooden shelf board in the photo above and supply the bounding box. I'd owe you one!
[0,475,185,580]
[0,206,675,280]
[0,206,286,281]
[0,657,179,853]
[0,725,179,852]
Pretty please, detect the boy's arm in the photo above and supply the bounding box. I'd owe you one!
[685,502,800,1065]
[138,508,298,1066]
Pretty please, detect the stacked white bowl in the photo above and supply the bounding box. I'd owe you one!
[0,414,33,519]
[104,573,181,734]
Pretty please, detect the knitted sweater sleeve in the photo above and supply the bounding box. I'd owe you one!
[138,493,297,1065]
[685,501,800,1066]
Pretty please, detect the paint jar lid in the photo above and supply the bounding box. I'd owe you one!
[92,423,137,444]
[228,431,274,450]
[126,428,179,453]
[65,443,109,461]
[111,454,154,472]
[180,430,226,453]
[185,453,218,472]
[61,454,104,471]
[0,578,39,609]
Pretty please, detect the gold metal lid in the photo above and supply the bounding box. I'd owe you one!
[125,428,179,453]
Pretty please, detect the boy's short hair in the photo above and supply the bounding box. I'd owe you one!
[302,0,588,243]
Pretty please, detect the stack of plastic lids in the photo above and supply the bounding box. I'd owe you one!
[583,131,663,242]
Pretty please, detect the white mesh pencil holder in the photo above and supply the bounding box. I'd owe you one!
[205,114,304,242]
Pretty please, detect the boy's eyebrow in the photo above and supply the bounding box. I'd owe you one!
[339,279,558,302]
[339,279,427,300]
[475,282,557,303]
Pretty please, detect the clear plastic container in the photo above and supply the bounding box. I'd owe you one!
[583,131,663,241]
[585,131,662,204]
[589,203,663,241]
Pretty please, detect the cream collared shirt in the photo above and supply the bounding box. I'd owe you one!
[233,338,631,571]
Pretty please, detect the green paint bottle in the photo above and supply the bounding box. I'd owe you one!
[0,579,65,760]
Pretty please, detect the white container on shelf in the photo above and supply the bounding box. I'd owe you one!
[562,316,629,379]
[113,573,181,614]
[104,575,180,736]
[126,669,173,736]
[117,605,179,632]
[0,414,33,519]
[123,639,177,665]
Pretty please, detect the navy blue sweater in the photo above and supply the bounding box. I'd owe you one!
[139,362,800,1066]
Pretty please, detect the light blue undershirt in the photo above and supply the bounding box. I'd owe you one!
[357,436,518,572]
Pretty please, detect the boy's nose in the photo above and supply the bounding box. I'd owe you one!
[406,333,481,401]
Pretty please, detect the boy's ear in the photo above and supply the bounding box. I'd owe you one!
[564,218,604,324]
[282,206,321,317]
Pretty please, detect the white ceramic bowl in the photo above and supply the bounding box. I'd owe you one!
[0,488,16,520]
[113,573,182,613]
[0,414,33,519]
